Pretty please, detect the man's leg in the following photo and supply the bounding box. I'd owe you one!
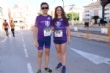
[44,37,52,72]
[37,40,44,73]
[6,29,8,36]
[37,50,43,70]
[44,48,50,68]
[12,29,15,36]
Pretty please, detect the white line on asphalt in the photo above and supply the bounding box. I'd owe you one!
[21,31,33,73]
[9,35,11,37]
[22,39,24,42]
[0,56,1,61]
[23,43,26,48]
[70,48,110,65]
[1,37,8,42]
[24,49,28,57]
[27,63,33,73]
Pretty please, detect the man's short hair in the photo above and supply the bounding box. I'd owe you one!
[4,20,6,22]
[40,2,49,8]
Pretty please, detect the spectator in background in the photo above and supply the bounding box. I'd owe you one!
[84,19,89,27]
[97,18,100,26]
[104,17,107,26]
[3,20,9,36]
[90,19,93,26]
[10,20,15,37]
[100,18,104,26]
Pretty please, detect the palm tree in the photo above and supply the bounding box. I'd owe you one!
[92,16,99,24]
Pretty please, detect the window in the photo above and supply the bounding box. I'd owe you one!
[85,14,89,16]
[105,8,109,11]
[85,11,89,12]
[0,7,2,16]
[19,21,23,23]
[105,13,109,15]
[14,21,18,23]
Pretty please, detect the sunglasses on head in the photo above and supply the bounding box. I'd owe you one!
[41,7,49,10]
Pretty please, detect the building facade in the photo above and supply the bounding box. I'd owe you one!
[0,0,9,30]
[9,2,38,28]
[64,5,84,21]
[84,1,110,22]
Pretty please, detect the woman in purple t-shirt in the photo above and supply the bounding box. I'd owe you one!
[52,6,71,73]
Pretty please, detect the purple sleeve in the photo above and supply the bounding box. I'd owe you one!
[65,18,69,26]
[34,16,38,27]
[50,17,54,27]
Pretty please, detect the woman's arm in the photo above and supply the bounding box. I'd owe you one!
[66,26,71,44]
[66,26,71,38]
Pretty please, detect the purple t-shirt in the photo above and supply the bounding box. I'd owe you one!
[35,15,52,39]
[52,18,69,40]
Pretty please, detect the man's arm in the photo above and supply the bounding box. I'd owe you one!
[33,26,38,42]
[33,16,39,47]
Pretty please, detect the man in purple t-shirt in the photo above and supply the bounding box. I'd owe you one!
[33,2,52,73]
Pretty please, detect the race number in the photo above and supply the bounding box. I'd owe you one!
[44,28,51,36]
[55,30,63,37]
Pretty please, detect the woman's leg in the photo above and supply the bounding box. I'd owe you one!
[61,43,66,73]
[60,43,66,66]
[55,44,61,63]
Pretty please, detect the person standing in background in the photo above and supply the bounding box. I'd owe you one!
[10,20,15,37]
[3,20,9,36]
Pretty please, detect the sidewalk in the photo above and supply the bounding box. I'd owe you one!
[71,32,109,43]
[70,25,109,43]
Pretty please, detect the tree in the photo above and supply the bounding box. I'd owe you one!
[92,16,99,24]
[67,12,79,21]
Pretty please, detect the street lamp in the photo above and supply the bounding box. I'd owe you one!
[62,0,64,8]
[69,4,75,25]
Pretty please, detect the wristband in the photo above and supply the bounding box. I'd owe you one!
[68,37,71,39]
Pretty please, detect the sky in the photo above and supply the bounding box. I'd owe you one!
[6,0,98,8]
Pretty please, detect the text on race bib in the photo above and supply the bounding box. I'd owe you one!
[55,30,63,37]
[44,28,51,36]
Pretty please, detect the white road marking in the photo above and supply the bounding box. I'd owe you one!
[24,49,28,57]
[1,37,8,42]
[70,48,110,65]
[9,35,11,37]
[0,56,1,61]
[23,43,26,48]
[27,63,33,73]
[22,39,24,42]
[21,31,33,73]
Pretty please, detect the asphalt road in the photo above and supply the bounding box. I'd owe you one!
[0,30,110,73]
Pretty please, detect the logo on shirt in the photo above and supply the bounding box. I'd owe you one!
[45,21,50,27]
[60,19,63,21]
[47,17,51,20]
[55,21,61,27]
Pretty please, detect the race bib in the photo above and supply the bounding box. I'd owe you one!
[44,28,51,36]
[55,30,63,37]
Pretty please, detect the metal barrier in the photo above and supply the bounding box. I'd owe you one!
[108,23,110,45]
[86,27,89,40]
[70,25,110,45]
